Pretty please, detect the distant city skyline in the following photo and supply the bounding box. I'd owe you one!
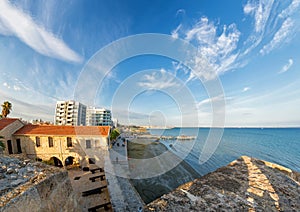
[0,0,300,127]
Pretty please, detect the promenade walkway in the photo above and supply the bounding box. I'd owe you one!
[105,137,144,211]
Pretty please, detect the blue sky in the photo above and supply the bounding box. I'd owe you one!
[0,0,299,127]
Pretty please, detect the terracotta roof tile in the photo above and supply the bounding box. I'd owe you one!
[0,118,20,131]
[14,125,110,137]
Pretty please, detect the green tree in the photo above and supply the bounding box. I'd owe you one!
[1,101,12,118]
[110,128,120,141]
[0,136,5,150]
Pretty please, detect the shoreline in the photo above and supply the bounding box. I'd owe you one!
[127,139,200,204]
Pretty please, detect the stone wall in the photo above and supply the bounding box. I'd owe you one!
[145,156,300,211]
[0,156,80,212]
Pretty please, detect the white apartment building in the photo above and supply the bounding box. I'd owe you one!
[55,100,87,126]
[86,107,112,126]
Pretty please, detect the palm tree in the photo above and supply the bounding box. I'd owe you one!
[110,128,120,141]
[1,101,12,118]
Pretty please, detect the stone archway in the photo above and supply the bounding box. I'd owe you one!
[65,156,75,166]
[49,156,63,167]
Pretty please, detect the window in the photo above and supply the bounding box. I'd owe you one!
[16,139,22,153]
[88,158,95,164]
[95,140,100,148]
[36,137,40,147]
[67,137,72,147]
[48,137,53,147]
[86,140,91,149]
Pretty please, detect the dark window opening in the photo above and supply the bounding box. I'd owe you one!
[16,139,22,153]
[86,140,91,149]
[48,137,53,147]
[67,137,72,147]
[7,140,13,154]
[89,158,96,164]
[36,137,40,147]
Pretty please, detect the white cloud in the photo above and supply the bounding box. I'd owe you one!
[138,69,179,89]
[243,87,251,92]
[260,18,294,55]
[243,2,256,14]
[176,9,185,17]
[13,85,21,91]
[0,0,83,63]
[171,24,181,39]
[3,82,10,89]
[197,95,226,108]
[279,59,293,74]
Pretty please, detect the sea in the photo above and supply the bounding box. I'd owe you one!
[148,128,300,176]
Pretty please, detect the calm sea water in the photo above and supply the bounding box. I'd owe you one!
[148,128,300,175]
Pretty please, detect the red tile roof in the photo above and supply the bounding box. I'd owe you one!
[14,125,110,137]
[0,118,20,131]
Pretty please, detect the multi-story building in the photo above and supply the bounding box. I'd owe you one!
[55,100,87,126]
[86,107,112,126]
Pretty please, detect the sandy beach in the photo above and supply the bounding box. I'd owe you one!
[127,139,200,204]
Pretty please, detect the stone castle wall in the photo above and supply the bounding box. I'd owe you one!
[145,156,300,211]
[0,156,80,212]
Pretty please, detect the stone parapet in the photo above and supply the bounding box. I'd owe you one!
[145,156,300,211]
[0,156,80,212]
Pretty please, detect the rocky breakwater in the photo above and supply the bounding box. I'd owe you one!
[0,156,80,211]
[145,156,300,211]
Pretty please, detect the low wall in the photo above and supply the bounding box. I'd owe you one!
[0,156,80,212]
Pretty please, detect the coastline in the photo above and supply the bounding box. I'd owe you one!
[127,139,200,204]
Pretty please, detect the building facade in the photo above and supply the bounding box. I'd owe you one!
[0,118,25,154]
[0,118,111,167]
[86,107,112,126]
[55,100,87,126]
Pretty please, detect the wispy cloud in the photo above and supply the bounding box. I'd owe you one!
[0,0,83,63]
[176,9,186,17]
[197,95,228,108]
[225,81,300,127]
[170,0,300,81]
[2,82,21,91]
[241,0,275,56]
[243,87,251,92]
[247,0,274,33]
[138,69,179,89]
[260,18,294,55]
[278,58,293,74]
[279,0,300,19]
[183,17,241,80]
[171,24,181,39]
